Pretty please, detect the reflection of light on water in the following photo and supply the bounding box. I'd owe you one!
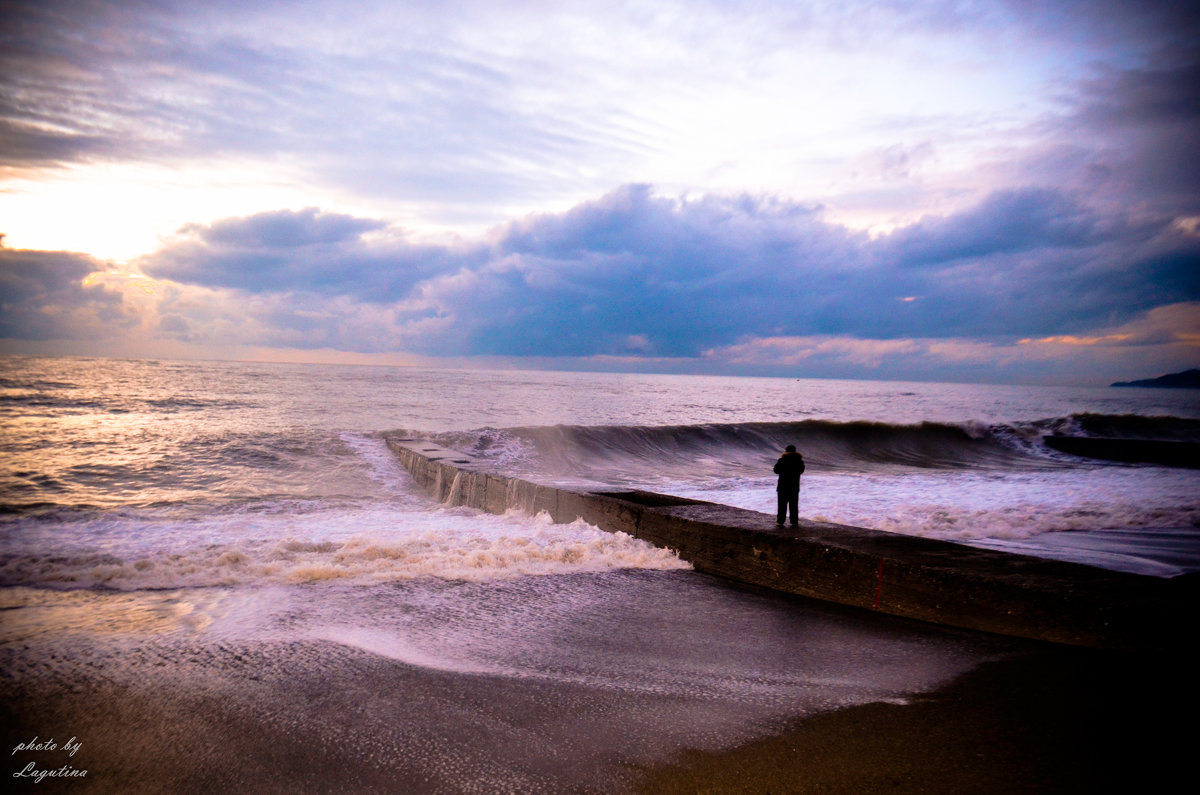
[281,573,1004,709]
[0,588,217,642]
[0,573,1013,793]
[1,574,1005,715]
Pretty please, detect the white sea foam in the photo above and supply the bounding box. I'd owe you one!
[664,466,1199,575]
[5,358,1199,590]
[681,467,1199,540]
[862,502,1200,541]
[0,507,688,591]
[1,434,687,591]
[339,431,425,493]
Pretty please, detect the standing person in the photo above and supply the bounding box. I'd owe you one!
[774,444,804,527]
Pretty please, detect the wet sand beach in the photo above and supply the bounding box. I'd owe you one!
[638,647,1193,794]
[4,638,1189,793]
[5,579,1191,794]
[0,574,1018,794]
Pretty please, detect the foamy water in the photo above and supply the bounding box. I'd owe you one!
[0,507,688,590]
[4,356,1199,583]
[0,434,687,591]
[2,356,1198,791]
[428,415,1200,576]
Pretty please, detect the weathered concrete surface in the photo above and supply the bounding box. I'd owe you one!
[387,437,1196,649]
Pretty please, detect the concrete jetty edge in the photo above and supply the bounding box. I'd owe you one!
[386,436,1197,649]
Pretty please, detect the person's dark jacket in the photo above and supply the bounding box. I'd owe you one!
[774,451,805,493]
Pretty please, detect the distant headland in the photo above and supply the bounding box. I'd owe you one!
[1111,369,1200,388]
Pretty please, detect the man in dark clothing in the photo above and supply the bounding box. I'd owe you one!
[774,444,805,527]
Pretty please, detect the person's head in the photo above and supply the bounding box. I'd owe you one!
[785,444,796,453]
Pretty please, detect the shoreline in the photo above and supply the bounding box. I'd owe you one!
[635,646,1192,794]
[3,586,1191,793]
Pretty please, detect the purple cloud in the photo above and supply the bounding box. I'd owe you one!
[142,208,459,300]
[126,185,1199,361]
[0,241,129,341]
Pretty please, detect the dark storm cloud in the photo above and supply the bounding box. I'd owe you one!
[450,187,1197,354]
[864,186,1198,339]
[878,189,1139,268]
[443,186,863,357]
[1060,59,1200,215]
[134,185,1200,358]
[0,240,128,340]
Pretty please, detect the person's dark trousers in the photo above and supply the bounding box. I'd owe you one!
[777,490,798,526]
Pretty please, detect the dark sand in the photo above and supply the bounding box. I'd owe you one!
[3,581,1192,794]
[7,641,1190,793]
[637,647,1194,794]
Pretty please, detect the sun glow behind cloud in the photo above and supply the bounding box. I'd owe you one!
[2,0,1197,384]
[0,159,362,262]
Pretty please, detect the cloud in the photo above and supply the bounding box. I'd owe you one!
[462,185,1197,352]
[122,184,1199,365]
[131,186,859,357]
[0,118,117,168]
[1020,302,1200,349]
[984,52,1200,226]
[1001,0,1199,56]
[6,0,1197,388]
[0,0,640,217]
[6,174,1198,385]
[707,336,924,368]
[6,0,1196,239]
[141,208,458,300]
[401,186,871,357]
[0,239,130,341]
[877,188,1135,268]
[700,302,1200,382]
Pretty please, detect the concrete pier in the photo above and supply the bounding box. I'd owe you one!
[387,437,1196,649]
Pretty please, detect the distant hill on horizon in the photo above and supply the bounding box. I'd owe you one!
[1111,369,1200,388]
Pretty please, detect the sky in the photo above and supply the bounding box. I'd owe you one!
[1,0,1198,385]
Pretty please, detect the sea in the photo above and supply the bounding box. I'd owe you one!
[2,355,1198,792]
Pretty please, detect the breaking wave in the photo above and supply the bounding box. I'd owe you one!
[0,509,689,591]
[423,414,1200,483]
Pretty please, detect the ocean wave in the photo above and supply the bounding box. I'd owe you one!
[826,502,1200,542]
[0,388,248,414]
[0,431,404,516]
[1061,413,1200,442]
[0,510,689,591]
[420,413,1200,481]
